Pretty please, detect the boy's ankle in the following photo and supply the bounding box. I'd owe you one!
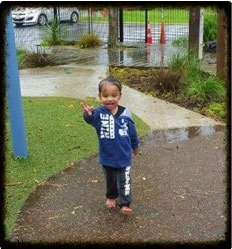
[120,206,133,215]
[106,198,116,208]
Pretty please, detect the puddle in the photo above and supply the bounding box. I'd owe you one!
[106,44,180,67]
[51,42,188,67]
[146,125,226,144]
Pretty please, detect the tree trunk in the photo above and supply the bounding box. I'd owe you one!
[108,6,118,48]
[216,7,228,81]
[188,6,201,59]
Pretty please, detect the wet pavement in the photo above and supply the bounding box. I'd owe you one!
[6,44,230,247]
[9,128,228,246]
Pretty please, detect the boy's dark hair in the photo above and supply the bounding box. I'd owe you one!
[98,76,122,93]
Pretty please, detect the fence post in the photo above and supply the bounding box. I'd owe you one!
[119,7,123,42]
[145,8,148,43]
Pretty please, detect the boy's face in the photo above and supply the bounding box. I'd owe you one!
[99,84,122,113]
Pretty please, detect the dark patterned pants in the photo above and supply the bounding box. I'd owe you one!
[102,165,132,208]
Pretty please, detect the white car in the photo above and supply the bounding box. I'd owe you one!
[12,7,80,26]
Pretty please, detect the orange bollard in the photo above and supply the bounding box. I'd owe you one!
[147,21,153,44]
[160,21,166,44]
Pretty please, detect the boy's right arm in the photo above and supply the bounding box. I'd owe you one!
[81,100,94,116]
[81,100,95,125]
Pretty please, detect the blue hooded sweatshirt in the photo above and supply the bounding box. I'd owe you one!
[84,105,139,168]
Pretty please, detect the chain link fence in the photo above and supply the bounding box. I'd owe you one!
[14,7,189,50]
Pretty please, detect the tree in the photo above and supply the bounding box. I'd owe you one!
[108,6,118,48]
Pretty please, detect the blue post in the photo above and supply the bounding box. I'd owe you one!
[6,11,28,158]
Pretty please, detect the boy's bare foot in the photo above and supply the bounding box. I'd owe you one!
[120,206,133,215]
[106,199,116,208]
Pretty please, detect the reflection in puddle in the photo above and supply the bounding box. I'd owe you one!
[153,125,225,143]
[52,42,188,67]
[106,43,187,67]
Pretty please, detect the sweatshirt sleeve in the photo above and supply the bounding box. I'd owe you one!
[128,119,139,149]
[83,111,95,127]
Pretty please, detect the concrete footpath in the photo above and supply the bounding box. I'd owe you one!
[19,64,224,130]
[7,64,229,247]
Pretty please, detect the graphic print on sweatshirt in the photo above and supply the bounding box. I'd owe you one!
[100,113,115,139]
[118,118,129,137]
[100,114,129,139]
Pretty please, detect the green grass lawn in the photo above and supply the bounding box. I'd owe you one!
[81,9,189,24]
[80,7,216,24]
[4,96,150,238]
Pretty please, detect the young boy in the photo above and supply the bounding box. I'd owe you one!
[81,76,139,215]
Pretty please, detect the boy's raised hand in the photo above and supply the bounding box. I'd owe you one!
[81,100,94,116]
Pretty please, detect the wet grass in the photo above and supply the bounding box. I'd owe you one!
[4,96,150,239]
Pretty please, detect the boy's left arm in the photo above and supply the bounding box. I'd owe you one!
[128,120,139,155]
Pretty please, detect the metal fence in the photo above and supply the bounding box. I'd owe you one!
[14,7,189,50]
[64,7,189,43]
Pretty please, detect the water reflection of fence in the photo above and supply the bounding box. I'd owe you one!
[157,125,224,143]
[53,43,187,68]
[106,43,187,67]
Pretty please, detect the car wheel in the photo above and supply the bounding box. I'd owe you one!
[70,12,79,23]
[38,14,48,26]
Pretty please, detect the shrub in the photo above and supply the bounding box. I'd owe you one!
[184,75,226,102]
[19,50,57,69]
[152,69,183,95]
[168,53,189,70]
[109,67,183,96]
[172,36,188,48]
[77,33,101,48]
[41,20,65,46]
[207,102,227,118]
[17,48,28,68]
[203,7,217,44]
